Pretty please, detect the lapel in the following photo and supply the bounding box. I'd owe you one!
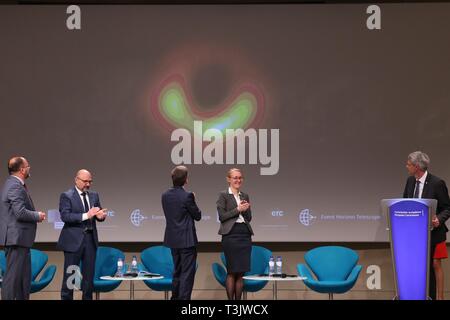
[227,190,247,208]
[228,193,237,208]
[27,190,35,211]
[88,192,95,208]
[72,187,86,212]
[24,184,35,211]
[407,177,415,198]
[10,176,35,210]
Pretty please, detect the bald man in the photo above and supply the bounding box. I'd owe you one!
[57,169,107,300]
[0,156,46,300]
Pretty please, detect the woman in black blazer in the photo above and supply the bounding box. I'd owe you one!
[216,168,254,300]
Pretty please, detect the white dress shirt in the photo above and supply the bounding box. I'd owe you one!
[229,187,245,223]
[76,187,91,221]
[414,171,428,199]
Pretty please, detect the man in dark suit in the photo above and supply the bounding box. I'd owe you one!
[403,151,450,300]
[57,169,107,300]
[162,165,202,300]
[0,156,46,300]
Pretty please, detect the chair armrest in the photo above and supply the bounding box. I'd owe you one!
[345,265,363,283]
[36,265,57,284]
[31,265,57,293]
[212,262,227,287]
[297,263,314,281]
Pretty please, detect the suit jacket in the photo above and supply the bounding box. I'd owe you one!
[403,173,450,245]
[57,187,103,253]
[217,190,254,236]
[162,186,201,249]
[0,176,40,248]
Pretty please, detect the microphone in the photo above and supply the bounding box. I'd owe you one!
[238,193,247,206]
[271,273,288,278]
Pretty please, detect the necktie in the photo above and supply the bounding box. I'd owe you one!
[81,192,90,211]
[413,180,421,198]
[81,192,93,230]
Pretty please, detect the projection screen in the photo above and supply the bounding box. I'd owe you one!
[1,4,449,242]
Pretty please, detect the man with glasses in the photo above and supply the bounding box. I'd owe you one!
[403,151,450,299]
[0,156,46,300]
[57,169,107,300]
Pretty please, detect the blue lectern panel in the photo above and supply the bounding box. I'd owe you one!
[390,200,429,300]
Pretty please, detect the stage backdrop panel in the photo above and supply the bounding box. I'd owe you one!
[0,4,449,241]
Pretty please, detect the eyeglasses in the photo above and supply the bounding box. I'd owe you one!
[230,176,243,180]
[77,177,93,184]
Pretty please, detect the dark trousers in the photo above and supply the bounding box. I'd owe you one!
[1,246,31,300]
[429,244,436,300]
[170,247,197,300]
[61,233,96,300]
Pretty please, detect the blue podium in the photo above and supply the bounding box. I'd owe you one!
[381,198,437,300]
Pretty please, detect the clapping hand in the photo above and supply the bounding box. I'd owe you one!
[87,207,101,219]
[38,211,46,222]
[96,208,108,220]
[432,216,440,228]
[238,200,250,212]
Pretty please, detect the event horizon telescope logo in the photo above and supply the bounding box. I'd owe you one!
[299,209,317,227]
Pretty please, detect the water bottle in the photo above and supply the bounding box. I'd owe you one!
[276,256,282,275]
[116,258,124,277]
[268,256,275,276]
[131,255,138,273]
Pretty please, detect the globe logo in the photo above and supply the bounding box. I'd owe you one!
[299,209,316,227]
[130,209,148,227]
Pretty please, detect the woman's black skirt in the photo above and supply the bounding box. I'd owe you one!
[222,222,252,273]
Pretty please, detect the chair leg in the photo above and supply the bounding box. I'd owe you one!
[328,293,333,300]
[95,292,100,300]
[165,291,169,300]
[243,291,247,300]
